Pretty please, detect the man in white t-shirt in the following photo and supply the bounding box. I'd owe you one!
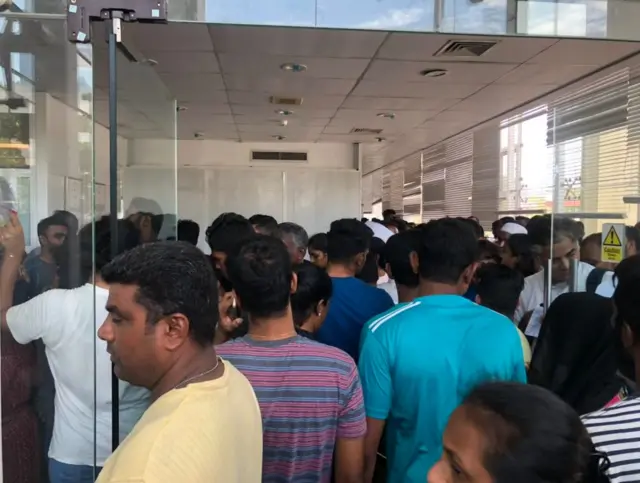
[0,213,149,483]
[515,216,594,324]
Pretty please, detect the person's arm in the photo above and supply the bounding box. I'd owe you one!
[0,211,25,330]
[334,364,367,483]
[214,291,243,344]
[358,335,393,483]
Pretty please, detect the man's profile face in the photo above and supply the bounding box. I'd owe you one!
[41,224,67,248]
[542,237,578,284]
[309,249,327,269]
[99,284,161,387]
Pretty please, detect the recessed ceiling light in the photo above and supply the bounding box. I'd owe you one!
[176,105,188,112]
[142,58,158,66]
[375,137,386,142]
[276,109,294,116]
[280,63,307,73]
[272,135,286,140]
[420,68,448,78]
[377,112,396,119]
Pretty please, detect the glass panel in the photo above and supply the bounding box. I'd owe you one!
[0,12,101,481]
[316,0,435,31]
[91,19,177,459]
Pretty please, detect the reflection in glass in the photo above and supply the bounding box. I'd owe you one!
[317,0,434,31]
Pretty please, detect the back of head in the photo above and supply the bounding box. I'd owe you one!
[227,234,292,319]
[308,232,328,253]
[417,218,479,284]
[529,292,618,414]
[626,225,640,253]
[357,250,380,285]
[177,219,200,246]
[101,241,218,346]
[53,209,79,234]
[506,234,538,278]
[249,214,279,237]
[459,217,485,240]
[291,262,333,327]
[327,218,373,264]
[79,216,141,283]
[205,213,255,254]
[478,239,501,264]
[475,264,524,320]
[384,230,420,288]
[462,382,602,483]
[613,254,640,340]
[278,222,309,249]
[382,209,396,221]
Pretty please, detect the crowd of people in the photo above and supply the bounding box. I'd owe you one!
[0,206,638,483]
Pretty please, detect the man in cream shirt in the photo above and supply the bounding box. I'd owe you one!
[96,242,262,483]
[514,216,594,324]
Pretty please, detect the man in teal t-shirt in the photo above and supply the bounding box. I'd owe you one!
[358,219,526,483]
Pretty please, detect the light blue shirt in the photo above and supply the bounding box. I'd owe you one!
[358,295,527,483]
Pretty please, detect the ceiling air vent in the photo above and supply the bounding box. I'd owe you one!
[269,95,303,106]
[251,151,308,162]
[435,39,498,57]
[350,128,384,134]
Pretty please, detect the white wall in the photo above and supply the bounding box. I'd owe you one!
[122,139,361,249]
[29,94,128,245]
[128,139,356,170]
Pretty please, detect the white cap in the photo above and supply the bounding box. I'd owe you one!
[501,222,528,236]
[365,220,394,243]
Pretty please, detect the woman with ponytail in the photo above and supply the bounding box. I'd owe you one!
[428,382,610,483]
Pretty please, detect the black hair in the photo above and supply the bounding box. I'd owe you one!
[53,210,79,233]
[416,218,479,284]
[515,215,530,226]
[77,216,141,285]
[326,218,372,264]
[37,212,68,238]
[308,233,328,253]
[459,217,485,239]
[527,215,579,248]
[478,239,502,263]
[492,217,515,233]
[626,225,640,251]
[475,264,524,320]
[278,222,309,249]
[291,263,332,327]
[226,235,292,319]
[249,214,279,237]
[205,213,255,254]
[382,209,396,220]
[383,230,420,288]
[581,232,601,249]
[357,251,380,285]
[506,234,538,278]
[463,382,609,483]
[177,219,200,246]
[613,254,640,342]
[101,241,218,347]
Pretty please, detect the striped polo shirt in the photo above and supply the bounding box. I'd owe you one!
[217,335,366,483]
[582,395,640,482]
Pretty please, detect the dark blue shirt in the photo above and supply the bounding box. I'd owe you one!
[316,277,394,361]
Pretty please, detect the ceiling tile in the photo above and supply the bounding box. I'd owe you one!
[218,54,370,79]
[364,60,518,84]
[341,96,457,111]
[334,108,429,126]
[351,80,482,98]
[158,74,226,99]
[377,33,558,63]
[495,63,597,85]
[223,75,357,96]
[210,25,386,58]
[528,39,640,65]
[147,52,220,74]
[227,91,346,108]
[230,104,338,118]
[128,23,214,52]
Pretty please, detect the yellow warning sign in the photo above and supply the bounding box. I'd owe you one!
[601,223,626,263]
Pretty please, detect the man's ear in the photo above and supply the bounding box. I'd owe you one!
[475,294,482,305]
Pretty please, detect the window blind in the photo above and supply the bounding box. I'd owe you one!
[421,144,446,222]
[402,153,422,217]
[382,163,404,215]
[444,133,473,218]
[548,64,640,231]
[471,124,501,231]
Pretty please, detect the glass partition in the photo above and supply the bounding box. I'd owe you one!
[0,12,100,482]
